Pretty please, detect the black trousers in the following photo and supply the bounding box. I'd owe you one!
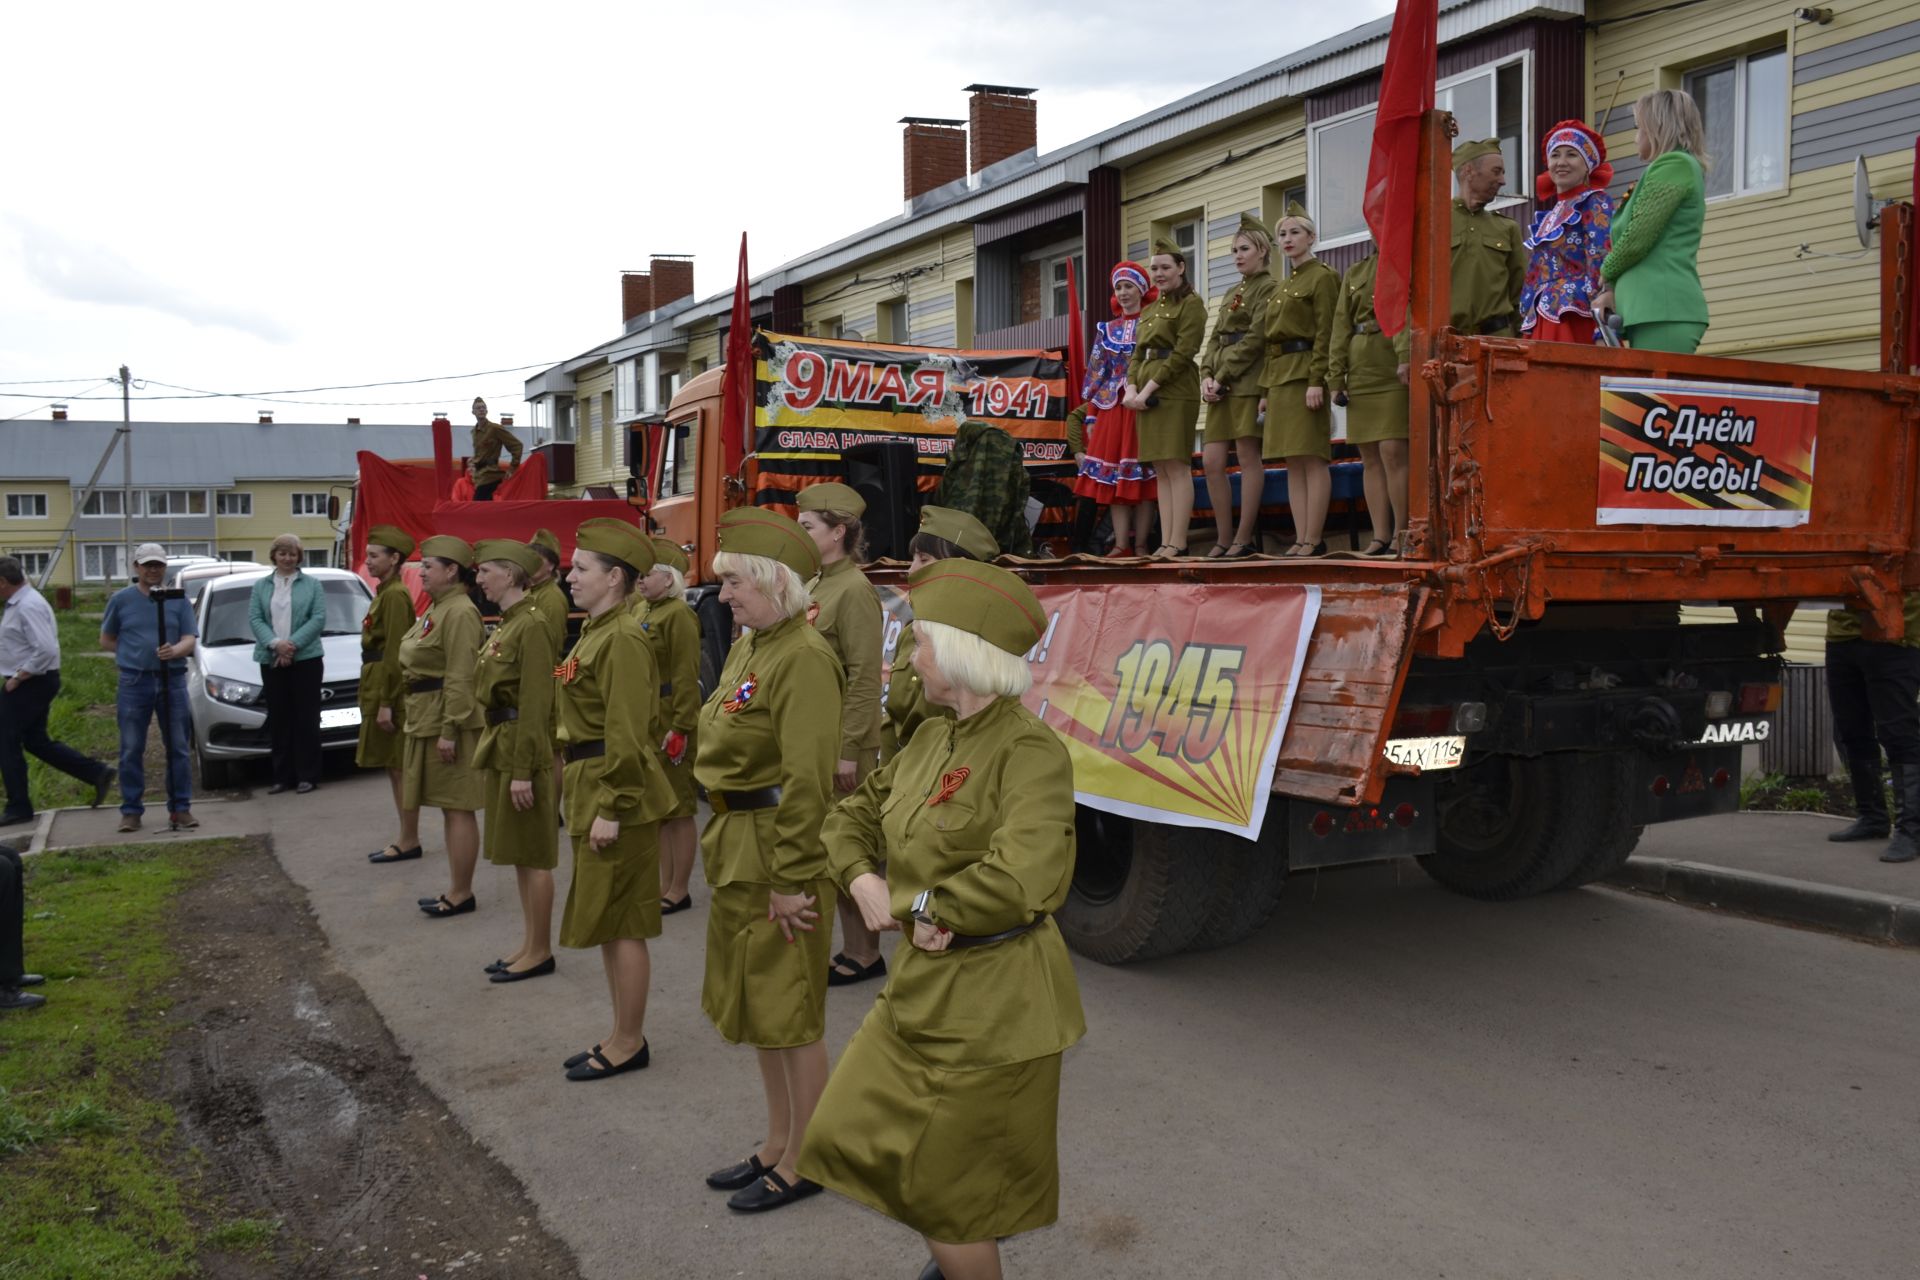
[1,671,105,817]
[1827,640,1920,766]
[261,656,324,786]
[473,481,499,501]
[1,846,23,985]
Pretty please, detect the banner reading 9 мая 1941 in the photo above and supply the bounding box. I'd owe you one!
[1597,376,1818,527]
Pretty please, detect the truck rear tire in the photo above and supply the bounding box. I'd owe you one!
[1554,752,1645,890]
[1187,826,1286,951]
[1057,808,1213,964]
[1420,753,1611,901]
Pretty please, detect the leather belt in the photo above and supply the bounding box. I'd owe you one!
[565,739,606,762]
[485,706,518,726]
[1217,331,1243,345]
[709,786,783,816]
[948,915,1049,950]
[362,648,385,664]
[1142,345,1172,360]
[1268,339,1313,355]
[408,677,444,693]
[1477,314,1516,335]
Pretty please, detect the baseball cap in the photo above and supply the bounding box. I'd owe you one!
[134,543,168,565]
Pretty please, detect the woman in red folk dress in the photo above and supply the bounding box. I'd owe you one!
[1071,261,1159,556]
[1520,119,1615,346]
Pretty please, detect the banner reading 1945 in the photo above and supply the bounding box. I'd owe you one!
[1597,376,1818,527]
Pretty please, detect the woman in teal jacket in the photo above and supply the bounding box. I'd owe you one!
[247,534,328,793]
[1597,89,1710,354]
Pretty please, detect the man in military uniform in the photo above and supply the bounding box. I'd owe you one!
[1450,139,1528,337]
[1826,593,1920,863]
[470,397,524,500]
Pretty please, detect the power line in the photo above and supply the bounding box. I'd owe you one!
[0,375,117,386]
[0,358,568,401]
[0,380,117,422]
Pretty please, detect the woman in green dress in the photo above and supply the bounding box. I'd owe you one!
[1198,215,1278,558]
[556,518,676,1081]
[632,536,701,914]
[473,539,559,983]
[882,506,999,762]
[1596,89,1711,355]
[400,536,486,917]
[1125,238,1208,558]
[1257,206,1340,557]
[1328,255,1412,556]
[695,507,844,1215]
[528,529,570,815]
[800,558,1084,1280]
[361,525,422,864]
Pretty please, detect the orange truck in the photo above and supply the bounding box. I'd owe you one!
[641,114,1920,964]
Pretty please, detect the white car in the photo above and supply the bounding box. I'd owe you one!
[186,567,374,788]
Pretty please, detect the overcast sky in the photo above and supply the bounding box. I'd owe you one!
[0,0,1395,428]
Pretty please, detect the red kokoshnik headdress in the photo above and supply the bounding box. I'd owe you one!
[1108,260,1158,316]
[1535,118,1613,202]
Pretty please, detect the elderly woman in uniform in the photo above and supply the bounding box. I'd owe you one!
[632,536,702,914]
[1329,256,1412,556]
[528,528,570,815]
[400,536,486,917]
[800,558,1084,1280]
[556,518,676,1081]
[362,525,422,864]
[472,539,558,982]
[695,506,844,1214]
[882,506,999,762]
[1257,205,1340,558]
[1198,214,1278,559]
[1125,237,1208,558]
[794,483,889,988]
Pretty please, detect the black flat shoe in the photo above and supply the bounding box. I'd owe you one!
[420,894,476,919]
[489,956,555,983]
[0,989,47,1012]
[563,1044,602,1070]
[266,783,292,795]
[0,811,34,828]
[484,958,509,974]
[706,1153,771,1191]
[828,954,886,986]
[565,1041,649,1081]
[296,782,316,795]
[727,1170,823,1213]
[369,844,423,863]
[17,974,44,987]
[660,895,693,915]
[92,769,115,808]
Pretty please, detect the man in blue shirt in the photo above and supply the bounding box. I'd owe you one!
[100,544,199,832]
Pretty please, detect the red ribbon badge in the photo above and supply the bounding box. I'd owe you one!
[721,672,759,714]
[553,654,580,685]
[927,767,970,806]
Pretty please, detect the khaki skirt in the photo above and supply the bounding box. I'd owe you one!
[355,703,406,769]
[483,765,559,869]
[1345,384,1410,444]
[1134,396,1199,463]
[1202,393,1262,444]
[559,817,661,948]
[798,1004,1064,1244]
[401,728,484,812]
[701,878,836,1049]
[1263,382,1332,461]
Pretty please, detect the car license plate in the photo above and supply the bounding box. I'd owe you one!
[1383,735,1466,771]
[320,707,362,730]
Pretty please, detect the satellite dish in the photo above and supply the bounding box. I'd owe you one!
[1854,155,1884,248]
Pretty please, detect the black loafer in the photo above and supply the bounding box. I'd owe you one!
[420,894,476,919]
[369,844,423,863]
[484,958,509,974]
[0,811,33,828]
[727,1170,823,1213]
[266,783,291,795]
[296,782,316,795]
[565,1041,649,1081]
[563,1044,603,1070]
[489,956,555,983]
[828,954,886,986]
[0,989,47,1012]
[706,1153,770,1191]
[661,894,694,915]
[92,769,115,808]
[17,974,44,987]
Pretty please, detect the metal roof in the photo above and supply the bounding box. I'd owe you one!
[0,420,436,486]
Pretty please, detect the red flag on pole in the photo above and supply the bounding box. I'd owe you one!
[1362,0,1438,337]
[719,232,752,480]
[1063,256,1088,403]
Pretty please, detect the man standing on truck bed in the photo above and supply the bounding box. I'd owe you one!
[1449,139,1528,338]
[470,397,523,501]
[1824,592,1920,864]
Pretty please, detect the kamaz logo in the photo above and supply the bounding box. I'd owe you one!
[1691,719,1771,745]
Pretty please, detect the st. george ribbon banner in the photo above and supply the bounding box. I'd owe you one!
[1597,376,1819,527]
[881,582,1321,839]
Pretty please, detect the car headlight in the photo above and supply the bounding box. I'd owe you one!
[206,675,264,706]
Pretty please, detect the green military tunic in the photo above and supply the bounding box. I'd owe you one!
[398,585,485,812]
[881,621,947,761]
[694,614,843,1047]
[1199,270,1277,443]
[1259,258,1340,461]
[356,576,413,768]
[475,595,558,869]
[1125,290,1208,462]
[809,556,884,776]
[798,695,1086,1244]
[529,577,569,743]
[1328,255,1412,444]
[633,592,701,819]
[1450,199,1528,335]
[556,606,676,947]
[470,417,524,488]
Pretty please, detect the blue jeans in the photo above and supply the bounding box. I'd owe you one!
[117,669,192,816]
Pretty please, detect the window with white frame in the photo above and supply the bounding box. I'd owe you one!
[81,543,129,582]
[877,299,908,343]
[5,494,48,519]
[8,548,53,580]
[216,491,252,517]
[1684,46,1787,199]
[221,548,254,563]
[171,542,212,558]
[614,360,641,421]
[290,492,328,517]
[81,489,126,517]
[1045,252,1084,319]
[146,489,208,516]
[303,549,330,568]
[1170,219,1203,292]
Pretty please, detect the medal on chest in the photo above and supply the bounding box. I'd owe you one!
[554,654,581,685]
[418,616,433,638]
[721,672,758,714]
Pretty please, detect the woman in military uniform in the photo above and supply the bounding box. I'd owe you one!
[528,529,570,815]
[400,536,486,916]
[1125,238,1208,558]
[694,507,843,1215]
[882,506,999,761]
[799,558,1084,1280]
[1198,216,1278,559]
[1257,206,1340,557]
[794,483,888,988]
[632,536,701,914]
[555,518,676,1081]
[472,540,559,982]
[1328,255,1412,556]
[361,525,422,864]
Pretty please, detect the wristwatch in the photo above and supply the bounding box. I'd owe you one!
[910,889,935,926]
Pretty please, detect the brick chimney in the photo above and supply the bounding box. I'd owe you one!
[649,255,694,310]
[346,417,361,425]
[50,404,67,420]
[965,84,1037,174]
[258,411,273,424]
[901,117,967,199]
[622,270,653,324]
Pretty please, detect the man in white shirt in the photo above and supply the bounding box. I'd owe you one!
[0,555,114,825]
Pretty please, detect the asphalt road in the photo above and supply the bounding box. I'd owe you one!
[161,775,1920,1279]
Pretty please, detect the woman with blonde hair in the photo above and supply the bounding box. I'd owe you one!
[1125,238,1208,558]
[247,533,327,793]
[1198,215,1278,558]
[1258,206,1340,557]
[1597,89,1710,355]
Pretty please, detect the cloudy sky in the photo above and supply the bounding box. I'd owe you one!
[0,0,1395,427]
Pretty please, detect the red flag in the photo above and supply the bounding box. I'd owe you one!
[719,233,752,480]
[430,413,454,499]
[1362,0,1438,337]
[1064,256,1088,404]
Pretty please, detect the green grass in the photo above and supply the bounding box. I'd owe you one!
[0,838,246,1279]
[202,1217,279,1253]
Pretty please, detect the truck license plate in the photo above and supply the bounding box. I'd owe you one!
[1383,735,1466,771]
[320,707,362,730]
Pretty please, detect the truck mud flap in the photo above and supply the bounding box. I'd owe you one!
[1289,775,1436,868]
[1632,744,1741,825]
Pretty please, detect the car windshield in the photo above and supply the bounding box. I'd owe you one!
[201,578,371,647]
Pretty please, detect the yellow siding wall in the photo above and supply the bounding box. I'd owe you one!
[1,484,74,587]
[216,481,343,563]
[571,366,618,492]
[800,227,974,349]
[684,322,720,376]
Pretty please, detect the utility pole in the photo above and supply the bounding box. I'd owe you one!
[120,364,132,579]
